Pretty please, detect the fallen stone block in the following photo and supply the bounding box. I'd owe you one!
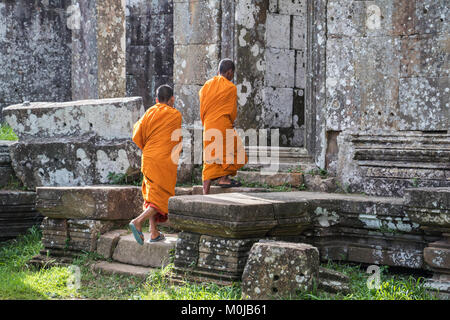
[241,241,319,299]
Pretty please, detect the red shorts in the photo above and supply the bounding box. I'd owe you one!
[143,201,168,224]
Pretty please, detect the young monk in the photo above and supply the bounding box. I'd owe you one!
[200,58,248,195]
[129,85,182,244]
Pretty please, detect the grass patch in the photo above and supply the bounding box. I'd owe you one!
[0,228,437,300]
[0,123,18,141]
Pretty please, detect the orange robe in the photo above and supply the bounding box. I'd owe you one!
[132,103,182,220]
[199,75,248,182]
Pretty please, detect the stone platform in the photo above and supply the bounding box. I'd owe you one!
[168,190,447,284]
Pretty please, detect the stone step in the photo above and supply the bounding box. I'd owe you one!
[91,261,155,278]
[191,185,267,195]
[110,232,177,268]
[236,171,304,187]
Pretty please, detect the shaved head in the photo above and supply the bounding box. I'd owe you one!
[156,84,173,103]
[218,59,235,75]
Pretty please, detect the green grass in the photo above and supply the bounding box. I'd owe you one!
[0,228,437,300]
[0,123,18,141]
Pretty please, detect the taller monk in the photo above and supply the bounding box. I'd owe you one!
[200,59,248,194]
[129,85,182,244]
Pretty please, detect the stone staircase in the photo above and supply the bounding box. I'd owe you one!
[236,146,338,192]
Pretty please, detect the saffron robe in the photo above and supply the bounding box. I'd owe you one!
[199,75,248,181]
[132,103,182,218]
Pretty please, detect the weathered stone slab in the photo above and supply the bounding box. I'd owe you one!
[241,241,319,299]
[278,0,307,16]
[36,186,143,220]
[3,98,144,140]
[112,233,177,267]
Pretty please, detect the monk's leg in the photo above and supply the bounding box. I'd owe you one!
[130,206,158,241]
[217,175,231,185]
[149,214,160,240]
[203,179,212,195]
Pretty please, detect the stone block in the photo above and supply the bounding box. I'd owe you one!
[126,0,173,16]
[112,233,177,267]
[398,77,449,131]
[415,0,449,35]
[354,36,401,131]
[400,35,449,78]
[169,193,279,238]
[3,98,144,141]
[8,138,141,188]
[404,187,450,231]
[292,15,306,50]
[264,48,295,88]
[36,186,143,220]
[325,37,360,131]
[174,44,219,85]
[0,190,41,242]
[278,0,306,16]
[295,50,307,89]
[318,267,351,294]
[261,87,293,128]
[236,171,304,187]
[174,84,201,125]
[327,0,365,37]
[174,0,220,45]
[41,217,125,253]
[96,229,128,259]
[191,186,267,195]
[265,14,290,49]
[241,241,319,299]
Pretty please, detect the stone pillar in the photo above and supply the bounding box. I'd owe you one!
[69,0,126,100]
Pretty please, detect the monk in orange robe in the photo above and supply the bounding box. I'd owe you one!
[129,85,182,244]
[200,59,248,194]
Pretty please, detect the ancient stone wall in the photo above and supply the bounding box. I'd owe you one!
[173,0,308,147]
[327,0,450,195]
[0,0,72,123]
[126,0,174,109]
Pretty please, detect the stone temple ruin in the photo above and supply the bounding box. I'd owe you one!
[0,0,449,299]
